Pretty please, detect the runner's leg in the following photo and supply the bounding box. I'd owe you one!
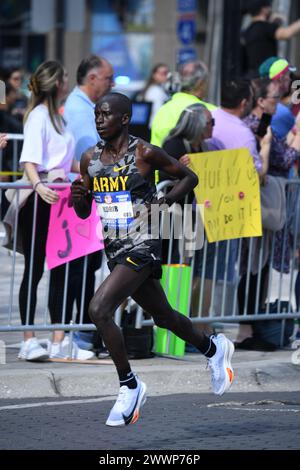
[132,277,235,396]
[89,264,151,426]
[88,264,152,370]
[132,277,215,355]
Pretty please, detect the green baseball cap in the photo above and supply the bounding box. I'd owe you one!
[259,57,296,80]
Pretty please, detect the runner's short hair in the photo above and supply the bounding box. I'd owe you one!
[96,92,132,120]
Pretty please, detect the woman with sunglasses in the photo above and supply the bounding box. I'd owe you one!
[162,103,221,168]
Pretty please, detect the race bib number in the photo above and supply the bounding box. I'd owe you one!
[94,191,134,228]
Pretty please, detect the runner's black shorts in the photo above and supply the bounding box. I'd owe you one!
[107,250,162,279]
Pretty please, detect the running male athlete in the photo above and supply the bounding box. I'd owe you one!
[71,92,234,427]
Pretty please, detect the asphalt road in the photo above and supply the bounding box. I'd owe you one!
[1,391,300,451]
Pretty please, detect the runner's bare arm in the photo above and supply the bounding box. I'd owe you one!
[137,141,199,205]
[71,147,94,219]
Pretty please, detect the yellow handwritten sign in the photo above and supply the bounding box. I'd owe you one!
[189,148,262,242]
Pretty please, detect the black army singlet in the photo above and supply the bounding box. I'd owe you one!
[88,136,162,276]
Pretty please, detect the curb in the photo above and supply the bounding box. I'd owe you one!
[0,352,299,399]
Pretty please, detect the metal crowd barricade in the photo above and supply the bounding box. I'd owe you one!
[141,179,300,344]
[1,178,300,350]
[0,181,104,336]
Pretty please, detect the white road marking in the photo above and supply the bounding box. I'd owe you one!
[207,403,300,413]
[0,396,115,411]
[226,407,300,413]
[1,399,299,414]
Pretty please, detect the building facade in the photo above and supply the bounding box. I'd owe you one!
[1,0,299,97]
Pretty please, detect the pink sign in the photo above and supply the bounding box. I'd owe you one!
[46,187,104,270]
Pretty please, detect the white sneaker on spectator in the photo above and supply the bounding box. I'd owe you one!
[48,336,95,360]
[18,337,49,361]
[207,333,234,395]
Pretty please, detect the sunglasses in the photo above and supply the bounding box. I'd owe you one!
[208,118,215,126]
[266,94,281,100]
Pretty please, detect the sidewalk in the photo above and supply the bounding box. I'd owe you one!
[1,247,300,400]
[1,335,299,399]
